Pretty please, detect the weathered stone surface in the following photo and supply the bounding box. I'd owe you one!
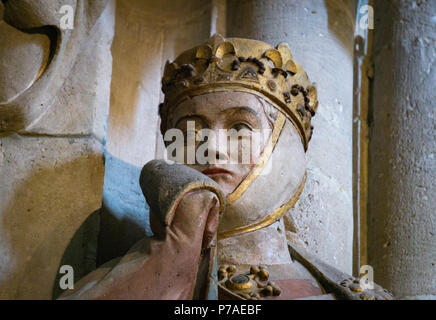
[0,0,114,299]
[25,1,115,139]
[2,0,76,29]
[0,21,50,104]
[0,0,109,132]
[0,135,104,299]
[104,6,164,167]
[369,0,436,298]
[227,0,356,274]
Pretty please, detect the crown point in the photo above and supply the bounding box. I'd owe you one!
[307,85,318,112]
[196,45,212,60]
[276,42,293,63]
[164,60,175,69]
[284,60,297,75]
[215,41,236,59]
[263,49,283,68]
[208,33,226,49]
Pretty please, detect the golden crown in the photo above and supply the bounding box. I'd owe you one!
[160,34,318,149]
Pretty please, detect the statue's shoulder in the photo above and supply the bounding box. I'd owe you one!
[287,242,395,300]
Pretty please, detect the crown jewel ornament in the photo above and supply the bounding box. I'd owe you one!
[159,34,318,150]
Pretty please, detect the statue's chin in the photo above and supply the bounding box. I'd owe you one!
[213,178,238,197]
[189,163,254,197]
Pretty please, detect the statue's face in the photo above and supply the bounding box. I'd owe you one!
[167,91,275,195]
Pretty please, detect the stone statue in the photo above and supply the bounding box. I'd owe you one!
[0,0,113,299]
[60,34,393,300]
[0,0,109,132]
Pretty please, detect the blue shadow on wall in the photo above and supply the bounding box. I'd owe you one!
[97,152,152,266]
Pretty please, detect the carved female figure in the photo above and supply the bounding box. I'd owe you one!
[61,34,393,300]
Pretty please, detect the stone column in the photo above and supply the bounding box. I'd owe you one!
[226,0,357,274]
[369,0,436,298]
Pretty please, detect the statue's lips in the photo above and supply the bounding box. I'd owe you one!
[202,168,232,176]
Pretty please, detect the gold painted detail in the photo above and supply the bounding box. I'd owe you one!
[218,173,307,240]
[218,265,281,300]
[226,112,286,205]
[160,34,319,151]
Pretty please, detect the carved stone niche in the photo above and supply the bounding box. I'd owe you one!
[0,0,108,132]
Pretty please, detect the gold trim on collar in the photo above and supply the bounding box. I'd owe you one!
[218,173,307,240]
[226,112,287,205]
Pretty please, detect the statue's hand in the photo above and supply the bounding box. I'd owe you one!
[136,160,224,299]
[140,159,225,249]
[60,161,224,300]
[135,189,220,299]
[150,189,220,250]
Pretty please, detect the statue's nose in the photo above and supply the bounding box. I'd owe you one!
[206,129,230,164]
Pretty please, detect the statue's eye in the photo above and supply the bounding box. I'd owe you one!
[231,122,252,131]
